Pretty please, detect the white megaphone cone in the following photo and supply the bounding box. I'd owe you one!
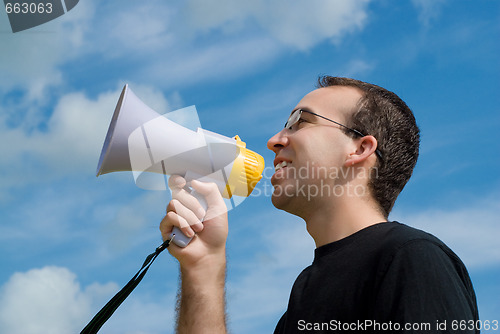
[96,85,265,247]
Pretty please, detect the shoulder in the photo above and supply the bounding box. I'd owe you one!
[380,221,444,246]
[377,222,468,269]
[354,222,457,264]
[377,222,459,262]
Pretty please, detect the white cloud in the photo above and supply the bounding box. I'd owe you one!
[0,266,178,334]
[0,83,172,191]
[99,293,177,334]
[0,174,172,275]
[98,1,175,58]
[0,0,373,97]
[337,59,375,78]
[130,0,372,87]
[0,0,94,100]
[100,190,170,254]
[0,266,118,334]
[184,0,371,50]
[411,0,447,27]
[141,35,280,86]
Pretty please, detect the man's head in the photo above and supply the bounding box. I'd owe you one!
[317,76,420,217]
[268,76,420,218]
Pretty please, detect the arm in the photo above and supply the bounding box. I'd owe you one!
[159,176,228,334]
[177,252,227,333]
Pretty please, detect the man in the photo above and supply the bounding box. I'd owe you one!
[159,77,479,333]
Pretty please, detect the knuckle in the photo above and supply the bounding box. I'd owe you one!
[188,215,202,226]
[191,222,204,233]
[168,175,186,189]
[166,201,175,212]
[165,211,178,221]
[177,215,189,228]
[185,214,201,227]
[180,226,194,237]
[170,199,182,210]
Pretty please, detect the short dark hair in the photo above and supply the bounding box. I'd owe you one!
[317,76,420,217]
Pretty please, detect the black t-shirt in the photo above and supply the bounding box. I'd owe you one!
[274,222,479,333]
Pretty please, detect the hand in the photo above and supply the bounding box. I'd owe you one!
[159,175,228,268]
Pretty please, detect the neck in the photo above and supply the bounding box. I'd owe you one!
[304,194,387,248]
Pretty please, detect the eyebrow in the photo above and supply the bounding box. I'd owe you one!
[291,107,316,119]
[295,108,336,124]
[292,107,309,114]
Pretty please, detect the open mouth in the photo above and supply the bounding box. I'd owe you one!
[274,160,289,172]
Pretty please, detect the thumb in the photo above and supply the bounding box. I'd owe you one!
[190,179,226,211]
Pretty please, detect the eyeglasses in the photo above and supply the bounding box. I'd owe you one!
[284,108,383,160]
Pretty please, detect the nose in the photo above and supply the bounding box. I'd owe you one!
[267,128,289,154]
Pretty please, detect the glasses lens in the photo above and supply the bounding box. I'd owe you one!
[284,109,301,129]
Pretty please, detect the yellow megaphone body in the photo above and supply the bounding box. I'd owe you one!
[97,85,265,247]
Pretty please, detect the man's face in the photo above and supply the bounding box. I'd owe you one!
[267,86,363,217]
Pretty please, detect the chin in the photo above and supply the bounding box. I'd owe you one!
[271,189,287,209]
[271,192,283,208]
[271,195,309,221]
[271,190,297,214]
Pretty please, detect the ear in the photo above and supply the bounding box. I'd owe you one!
[344,135,378,167]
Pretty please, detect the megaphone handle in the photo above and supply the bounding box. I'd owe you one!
[168,189,208,248]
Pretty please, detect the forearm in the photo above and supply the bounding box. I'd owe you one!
[176,254,227,334]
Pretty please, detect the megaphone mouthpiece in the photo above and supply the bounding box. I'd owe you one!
[97,84,162,176]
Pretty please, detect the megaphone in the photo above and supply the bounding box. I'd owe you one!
[96,85,265,247]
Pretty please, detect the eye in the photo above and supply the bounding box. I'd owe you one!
[296,117,311,127]
[287,118,306,131]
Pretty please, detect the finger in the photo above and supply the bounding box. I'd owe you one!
[168,175,186,191]
[160,210,195,240]
[168,175,204,216]
[173,189,206,221]
[190,180,227,220]
[191,180,225,208]
[160,211,187,241]
[168,200,204,238]
[166,178,206,221]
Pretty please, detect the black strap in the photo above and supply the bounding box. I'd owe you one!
[80,238,173,334]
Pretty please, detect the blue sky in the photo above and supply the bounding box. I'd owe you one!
[1,1,499,333]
